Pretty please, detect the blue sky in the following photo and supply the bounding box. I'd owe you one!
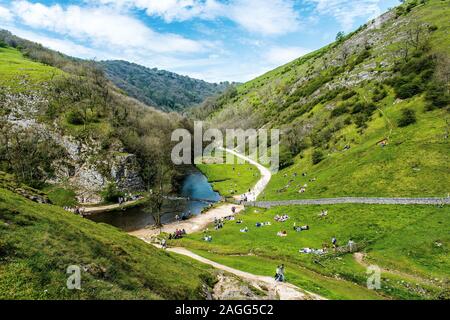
[0,0,399,82]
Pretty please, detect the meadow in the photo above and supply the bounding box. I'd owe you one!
[196,155,261,198]
[173,204,449,299]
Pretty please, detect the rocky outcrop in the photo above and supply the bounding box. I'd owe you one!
[3,89,145,204]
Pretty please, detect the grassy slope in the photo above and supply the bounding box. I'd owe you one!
[207,0,450,200]
[0,188,215,299]
[197,158,261,198]
[0,46,62,88]
[173,204,449,300]
[262,100,449,200]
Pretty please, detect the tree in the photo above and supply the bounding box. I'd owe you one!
[336,31,345,42]
[312,150,324,165]
[397,108,417,127]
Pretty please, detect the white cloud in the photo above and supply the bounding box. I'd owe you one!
[0,5,13,21]
[96,0,300,36]
[7,26,102,58]
[308,0,382,31]
[226,0,299,35]
[11,0,205,53]
[264,46,311,65]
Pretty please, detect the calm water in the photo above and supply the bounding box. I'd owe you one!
[87,171,220,232]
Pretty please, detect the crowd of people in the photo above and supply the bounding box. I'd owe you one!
[64,206,85,216]
[168,229,187,239]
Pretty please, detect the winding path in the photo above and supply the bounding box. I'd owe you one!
[220,147,272,202]
[167,247,324,300]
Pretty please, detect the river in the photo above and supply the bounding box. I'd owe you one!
[87,170,221,232]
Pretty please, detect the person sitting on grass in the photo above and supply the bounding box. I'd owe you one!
[236,219,243,224]
[277,230,288,237]
[319,210,328,217]
[240,227,249,233]
[203,235,212,242]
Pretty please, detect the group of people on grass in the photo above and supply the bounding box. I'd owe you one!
[274,214,290,222]
[118,194,141,205]
[169,229,186,240]
[175,210,192,222]
[300,238,357,255]
[64,206,85,216]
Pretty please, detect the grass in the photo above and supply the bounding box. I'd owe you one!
[0,47,62,89]
[173,204,449,300]
[42,185,78,207]
[196,155,261,198]
[0,188,216,299]
[261,95,449,200]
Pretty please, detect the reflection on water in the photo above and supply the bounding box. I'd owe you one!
[87,171,220,232]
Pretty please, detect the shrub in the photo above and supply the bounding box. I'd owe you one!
[331,105,349,117]
[341,90,357,100]
[425,81,450,110]
[312,150,324,165]
[279,146,294,169]
[397,108,417,127]
[0,40,7,48]
[101,183,124,203]
[66,110,85,125]
[396,82,422,99]
[373,88,388,102]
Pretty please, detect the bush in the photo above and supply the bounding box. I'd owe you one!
[0,40,7,48]
[101,183,124,203]
[66,110,85,125]
[279,146,294,169]
[331,105,349,117]
[312,150,324,165]
[395,81,422,99]
[373,88,388,102]
[425,81,450,110]
[341,90,357,100]
[397,108,417,127]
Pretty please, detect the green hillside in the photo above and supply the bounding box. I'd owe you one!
[200,0,449,200]
[101,60,232,112]
[173,204,449,300]
[0,187,215,299]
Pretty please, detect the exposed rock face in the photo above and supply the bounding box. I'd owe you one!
[4,89,145,204]
[111,154,144,191]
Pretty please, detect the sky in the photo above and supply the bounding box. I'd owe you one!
[0,0,399,82]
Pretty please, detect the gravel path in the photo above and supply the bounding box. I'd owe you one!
[167,247,325,300]
[220,147,272,201]
[245,197,449,207]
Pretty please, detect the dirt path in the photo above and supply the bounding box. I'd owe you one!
[129,203,244,240]
[167,247,325,300]
[220,147,272,202]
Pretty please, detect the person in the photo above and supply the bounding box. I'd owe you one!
[332,237,337,248]
[279,264,285,282]
[231,206,236,214]
[175,214,180,222]
[240,227,249,233]
[348,239,355,252]
[274,265,281,281]
[161,238,167,250]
